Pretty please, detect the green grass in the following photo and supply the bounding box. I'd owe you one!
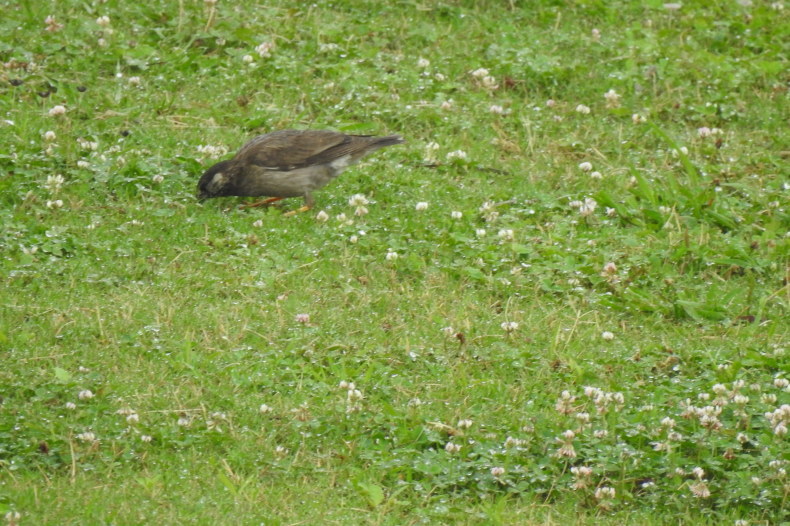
[1,0,788,524]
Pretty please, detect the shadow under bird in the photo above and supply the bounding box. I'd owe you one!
[196,129,404,215]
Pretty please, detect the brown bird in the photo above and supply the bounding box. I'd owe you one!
[197,129,404,215]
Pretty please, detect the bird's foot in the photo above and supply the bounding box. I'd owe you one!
[283,205,312,217]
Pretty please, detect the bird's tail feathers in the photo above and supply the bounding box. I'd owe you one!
[371,135,405,148]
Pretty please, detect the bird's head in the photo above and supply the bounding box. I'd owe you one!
[196,160,234,200]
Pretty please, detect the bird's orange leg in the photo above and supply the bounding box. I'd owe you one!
[283,205,312,217]
[240,197,284,209]
[283,193,314,217]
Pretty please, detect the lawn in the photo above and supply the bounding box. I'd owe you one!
[1,0,788,524]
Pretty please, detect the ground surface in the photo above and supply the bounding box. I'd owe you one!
[1,1,788,524]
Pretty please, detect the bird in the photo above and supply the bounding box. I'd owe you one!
[196,129,404,215]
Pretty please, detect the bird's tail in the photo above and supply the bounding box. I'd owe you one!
[370,135,405,149]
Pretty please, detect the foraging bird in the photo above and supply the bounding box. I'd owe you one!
[196,129,404,214]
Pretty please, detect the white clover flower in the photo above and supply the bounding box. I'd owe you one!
[348,194,369,207]
[601,331,614,341]
[43,130,57,141]
[546,99,556,107]
[196,144,228,159]
[712,383,728,396]
[77,137,98,151]
[242,54,254,63]
[45,15,63,32]
[259,404,273,414]
[604,89,621,107]
[177,416,191,427]
[471,68,490,78]
[354,206,368,216]
[65,402,77,410]
[475,228,486,237]
[48,105,66,116]
[440,100,453,110]
[45,174,65,193]
[446,150,467,161]
[457,419,473,429]
[501,321,519,333]
[252,219,263,228]
[690,481,711,498]
[444,442,461,453]
[78,389,94,400]
[571,466,593,477]
[698,126,713,138]
[441,326,456,336]
[434,72,446,81]
[140,435,152,443]
[417,57,430,68]
[594,487,615,500]
[481,75,498,90]
[479,201,499,222]
[76,431,97,443]
[295,313,310,324]
[773,377,789,389]
[497,229,514,242]
[632,113,647,124]
[602,262,617,275]
[591,28,601,40]
[385,250,399,261]
[126,413,140,424]
[315,210,329,222]
[96,15,111,27]
[349,235,358,243]
[579,197,597,217]
[256,42,274,58]
[490,466,505,477]
[733,394,749,405]
[450,211,463,220]
[151,174,164,184]
[575,104,591,114]
[579,161,593,172]
[605,207,616,217]
[489,104,505,114]
[415,201,428,211]
[274,445,288,456]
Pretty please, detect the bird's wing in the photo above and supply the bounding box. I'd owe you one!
[234,130,380,170]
